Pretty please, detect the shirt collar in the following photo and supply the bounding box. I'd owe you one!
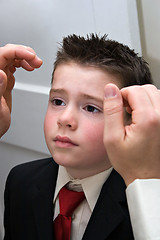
[54,166,113,212]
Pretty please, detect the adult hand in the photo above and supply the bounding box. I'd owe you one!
[0,44,43,138]
[103,83,160,186]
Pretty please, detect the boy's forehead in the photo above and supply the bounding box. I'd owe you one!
[51,63,123,100]
[53,62,123,89]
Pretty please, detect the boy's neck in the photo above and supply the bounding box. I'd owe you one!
[65,164,112,179]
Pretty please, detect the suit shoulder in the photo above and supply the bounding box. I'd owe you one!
[11,157,54,173]
[6,157,58,187]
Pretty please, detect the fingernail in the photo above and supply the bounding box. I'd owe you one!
[37,57,43,63]
[37,56,42,61]
[27,51,35,56]
[104,85,117,99]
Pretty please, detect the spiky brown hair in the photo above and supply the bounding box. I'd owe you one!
[52,33,153,87]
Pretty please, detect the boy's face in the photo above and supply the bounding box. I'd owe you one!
[44,62,121,179]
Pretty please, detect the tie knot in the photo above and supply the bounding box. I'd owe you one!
[59,186,85,216]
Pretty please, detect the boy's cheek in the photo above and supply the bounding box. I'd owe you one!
[84,123,108,160]
[84,123,104,143]
[44,114,54,136]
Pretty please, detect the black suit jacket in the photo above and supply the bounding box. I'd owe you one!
[4,157,134,240]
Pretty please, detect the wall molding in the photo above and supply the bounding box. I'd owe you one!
[2,83,50,154]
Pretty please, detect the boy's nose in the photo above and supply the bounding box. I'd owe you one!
[57,109,78,130]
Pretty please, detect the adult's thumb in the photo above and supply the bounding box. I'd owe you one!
[103,84,125,148]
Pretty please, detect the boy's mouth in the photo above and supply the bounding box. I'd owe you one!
[54,135,78,147]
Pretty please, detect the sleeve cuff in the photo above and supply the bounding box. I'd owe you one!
[126,179,160,240]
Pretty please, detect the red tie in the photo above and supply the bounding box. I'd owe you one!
[53,186,85,240]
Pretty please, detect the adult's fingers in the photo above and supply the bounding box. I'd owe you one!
[142,84,160,110]
[121,86,155,126]
[0,44,43,69]
[0,70,7,99]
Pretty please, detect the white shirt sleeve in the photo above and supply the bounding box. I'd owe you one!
[126,179,160,240]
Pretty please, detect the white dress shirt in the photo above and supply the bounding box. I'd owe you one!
[53,166,113,240]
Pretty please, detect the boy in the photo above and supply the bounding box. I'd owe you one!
[1,35,160,240]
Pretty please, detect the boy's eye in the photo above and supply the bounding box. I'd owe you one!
[51,99,65,106]
[84,105,100,113]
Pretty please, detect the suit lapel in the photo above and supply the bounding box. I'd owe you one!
[82,170,131,240]
[31,159,58,240]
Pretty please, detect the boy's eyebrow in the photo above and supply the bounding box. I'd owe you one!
[81,93,103,103]
[50,88,103,103]
[50,88,65,94]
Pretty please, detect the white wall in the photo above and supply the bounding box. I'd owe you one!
[137,0,160,88]
[0,0,140,238]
